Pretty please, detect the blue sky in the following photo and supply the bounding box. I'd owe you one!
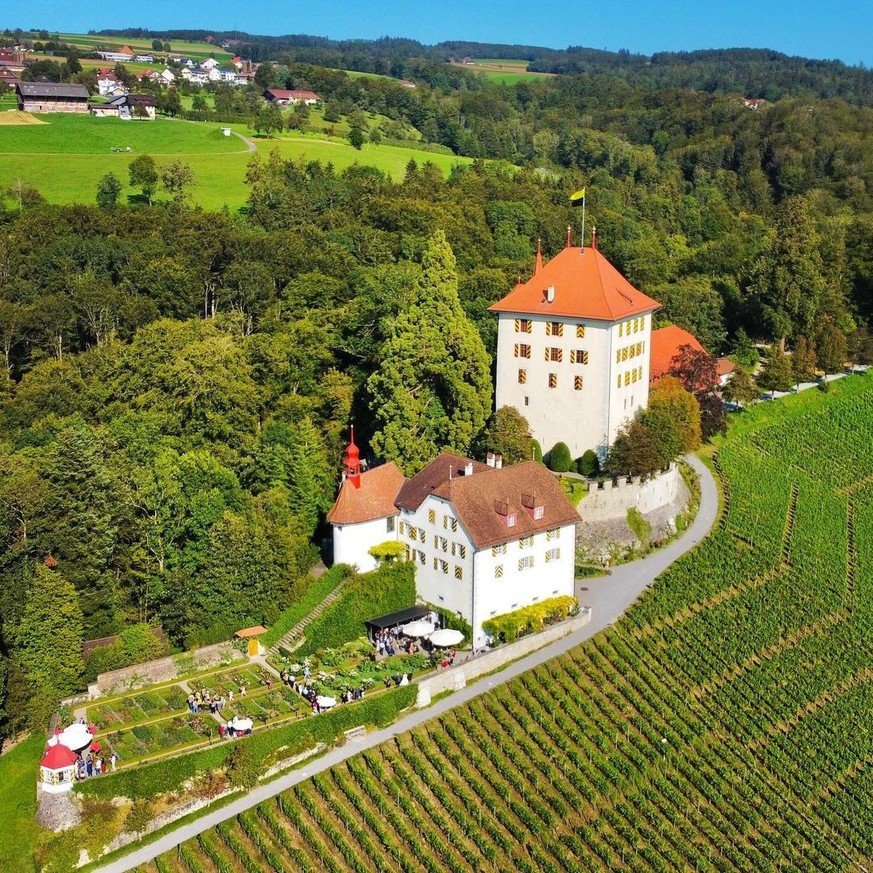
[4,0,872,66]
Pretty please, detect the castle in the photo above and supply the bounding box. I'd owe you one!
[328,232,667,646]
[490,231,660,459]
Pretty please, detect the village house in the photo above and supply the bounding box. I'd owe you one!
[0,47,28,75]
[490,231,661,459]
[650,323,734,388]
[97,45,135,63]
[16,81,90,113]
[0,66,21,91]
[328,435,578,649]
[96,68,124,97]
[264,87,323,106]
[91,93,156,119]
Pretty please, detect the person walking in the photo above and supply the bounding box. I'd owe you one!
[110,753,117,772]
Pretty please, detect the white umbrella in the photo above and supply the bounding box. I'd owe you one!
[428,628,464,647]
[401,619,434,637]
[229,716,253,732]
[316,696,336,709]
[47,723,93,752]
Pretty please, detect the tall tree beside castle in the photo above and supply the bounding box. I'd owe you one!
[368,231,492,473]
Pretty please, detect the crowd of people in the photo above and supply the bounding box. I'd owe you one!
[186,689,231,715]
[75,749,118,779]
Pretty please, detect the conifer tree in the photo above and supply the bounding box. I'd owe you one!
[10,562,84,724]
[368,231,492,473]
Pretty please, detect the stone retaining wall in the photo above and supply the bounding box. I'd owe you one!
[416,607,592,707]
[578,463,685,521]
[92,642,244,697]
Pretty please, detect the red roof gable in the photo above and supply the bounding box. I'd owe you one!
[327,462,406,525]
[650,325,705,382]
[489,244,660,322]
[40,744,77,769]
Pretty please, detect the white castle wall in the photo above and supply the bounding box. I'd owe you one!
[578,463,686,522]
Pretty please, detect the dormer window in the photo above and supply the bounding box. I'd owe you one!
[522,493,544,520]
[494,499,516,527]
[506,513,517,528]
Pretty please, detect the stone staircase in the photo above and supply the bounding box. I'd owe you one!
[268,580,347,655]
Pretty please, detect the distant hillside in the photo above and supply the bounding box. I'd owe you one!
[87,27,873,106]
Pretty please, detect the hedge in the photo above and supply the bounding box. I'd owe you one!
[482,595,578,643]
[260,565,351,648]
[75,685,416,802]
[296,562,415,656]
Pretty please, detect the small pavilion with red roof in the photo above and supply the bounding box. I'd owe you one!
[490,230,661,458]
[39,743,78,793]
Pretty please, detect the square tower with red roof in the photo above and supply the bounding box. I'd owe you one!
[489,234,660,459]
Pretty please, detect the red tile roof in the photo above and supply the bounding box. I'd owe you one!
[489,244,660,322]
[430,458,580,550]
[395,453,491,512]
[266,88,322,101]
[717,357,735,378]
[40,744,77,769]
[234,625,268,638]
[327,462,405,525]
[650,325,705,382]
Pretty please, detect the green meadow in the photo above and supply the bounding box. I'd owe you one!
[58,33,232,62]
[0,115,470,211]
[467,58,555,83]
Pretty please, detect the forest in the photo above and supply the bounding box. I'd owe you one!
[2,33,873,736]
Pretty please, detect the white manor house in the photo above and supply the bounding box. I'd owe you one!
[490,232,661,459]
[327,436,578,649]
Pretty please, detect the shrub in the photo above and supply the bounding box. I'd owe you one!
[482,595,579,644]
[577,449,600,477]
[548,442,573,473]
[296,563,415,656]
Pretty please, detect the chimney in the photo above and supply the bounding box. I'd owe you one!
[486,452,495,468]
[495,454,503,469]
[464,461,474,476]
[545,285,555,304]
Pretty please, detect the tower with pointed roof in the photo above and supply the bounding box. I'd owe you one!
[489,233,660,459]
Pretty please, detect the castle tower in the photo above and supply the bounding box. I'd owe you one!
[489,233,660,459]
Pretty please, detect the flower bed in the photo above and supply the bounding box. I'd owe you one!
[103,714,214,761]
[87,685,188,728]
[193,664,272,696]
[225,688,310,724]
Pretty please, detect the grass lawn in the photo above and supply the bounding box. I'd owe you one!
[465,58,555,83]
[0,115,470,211]
[58,33,232,63]
[0,734,47,869]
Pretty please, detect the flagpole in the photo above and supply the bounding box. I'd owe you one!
[581,190,586,250]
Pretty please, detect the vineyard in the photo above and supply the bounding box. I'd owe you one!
[135,376,871,872]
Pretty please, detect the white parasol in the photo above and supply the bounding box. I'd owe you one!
[316,696,337,709]
[228,716,253,732]
[428,628,464,647]
[47,723,93,752]
[400,619,434,637]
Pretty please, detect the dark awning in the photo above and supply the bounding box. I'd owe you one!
[365,605,430,632]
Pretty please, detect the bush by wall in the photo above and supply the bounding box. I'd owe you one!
[482,595,578,644]
[296,562,415,656]
[548,441,573,473]
[577,449,600,477]
[75,685,416,802]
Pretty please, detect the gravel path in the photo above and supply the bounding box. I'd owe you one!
[91,454,718,873]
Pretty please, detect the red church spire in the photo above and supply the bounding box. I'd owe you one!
[344,426,361,489]
[534,238,543,276]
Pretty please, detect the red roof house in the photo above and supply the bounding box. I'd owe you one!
[327,462,406,525]
[649,325,705,384]
[40,744,78,770]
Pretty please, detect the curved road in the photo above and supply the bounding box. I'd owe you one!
[93,455,719,873]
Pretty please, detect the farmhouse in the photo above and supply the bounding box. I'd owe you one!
[97,46,135,63]
[264,88,323,105]
[92,93,156,119]
[0,47,28,74]
[0,66,20,91]
[328,435,578,648]
[490,232,661,459]
[16,81,90,113]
